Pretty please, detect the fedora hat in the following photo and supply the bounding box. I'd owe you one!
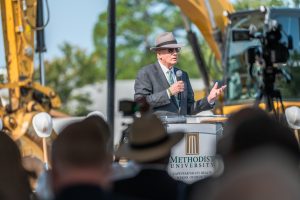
[115,114,184,162]
[150,32,184,51]
[285,106,300,130]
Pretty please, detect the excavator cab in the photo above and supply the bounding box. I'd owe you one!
[222,8,300,114]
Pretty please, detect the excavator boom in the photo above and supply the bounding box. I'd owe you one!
[0,0,61,164]
[171,0,234,61]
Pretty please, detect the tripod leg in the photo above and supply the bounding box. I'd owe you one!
[277,92,285,114]
[294,129,300,148]
[266,94,274,113]
[254,91,264,107]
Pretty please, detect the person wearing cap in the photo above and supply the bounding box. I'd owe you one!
[113,114,187,200]
[134,32,226,115]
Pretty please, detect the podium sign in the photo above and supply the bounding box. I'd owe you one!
[166,123,222,183]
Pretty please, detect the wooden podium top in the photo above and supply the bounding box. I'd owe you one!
[160,115,228,124]
[200,117,228,123]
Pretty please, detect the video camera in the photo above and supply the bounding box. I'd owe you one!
[232,19,293,113]
[232,20,293,66]
[117,97,151,146]
[119,96,151,117]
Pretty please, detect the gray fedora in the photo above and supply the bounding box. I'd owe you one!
[150,32,184,51]
[115,114,184,162]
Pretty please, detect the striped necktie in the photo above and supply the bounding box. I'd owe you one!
[167,70,175,85]
[167,70,179,106]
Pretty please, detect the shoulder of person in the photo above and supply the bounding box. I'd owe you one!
[136,63,157,78]
[139,63,158,73]
[174,67,188,76]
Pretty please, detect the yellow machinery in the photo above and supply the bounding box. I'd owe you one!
[172,0,300,115]
[0,0,61,162]
[171,0,234,61]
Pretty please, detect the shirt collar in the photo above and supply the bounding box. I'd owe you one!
[158,61,174,74]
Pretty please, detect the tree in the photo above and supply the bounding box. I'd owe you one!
[44,43,99,115]
[293,0,300,7]
[234,0,286,10]
[92,0,201,79]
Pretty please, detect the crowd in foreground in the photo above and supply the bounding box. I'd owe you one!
[1,107,300,200]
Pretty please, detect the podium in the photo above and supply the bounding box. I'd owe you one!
[164,116,224,183]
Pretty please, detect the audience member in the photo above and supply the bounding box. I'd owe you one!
[50,115,114,200]
[188,107,300,200]
[212,147,300,200]
[0,131,32,200]
[218,107,300,161]
[114,114,186,200]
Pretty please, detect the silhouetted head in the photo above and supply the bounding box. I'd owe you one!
[218,107,300,161]
[51,116,112,192]
[0,132,31,200]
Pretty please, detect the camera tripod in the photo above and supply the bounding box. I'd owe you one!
[254,66,285,120]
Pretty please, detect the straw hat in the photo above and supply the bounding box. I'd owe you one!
[150,32,184,51]
[115,114,184,162]
[285,106,300,130]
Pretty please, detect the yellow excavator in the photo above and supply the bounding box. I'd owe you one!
[0,0,61,163]
[172,0,300,115]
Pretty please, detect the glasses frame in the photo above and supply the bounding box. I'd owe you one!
[166,48,181,53]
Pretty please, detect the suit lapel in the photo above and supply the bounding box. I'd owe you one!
[154,62,169,89]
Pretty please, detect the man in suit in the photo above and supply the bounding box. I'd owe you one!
[114,114,187,200]
[134,32,226,115]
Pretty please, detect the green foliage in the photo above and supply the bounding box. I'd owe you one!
[233,0,286,10]
[44,43,100,115]
[93,0,200,79]
[294,0,300,7]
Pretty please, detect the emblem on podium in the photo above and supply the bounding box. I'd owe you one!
[185,133,199,155]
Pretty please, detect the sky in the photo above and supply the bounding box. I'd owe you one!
[44,0,108,60]
[0,0,294,67]
[0,0,108,66]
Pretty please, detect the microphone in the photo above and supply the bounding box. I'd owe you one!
[176,70,183,109]
[176,70,183,81]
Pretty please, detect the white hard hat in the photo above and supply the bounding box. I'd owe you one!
[32,112,53,138]
[86,111,106,121]
[285,106,300,130]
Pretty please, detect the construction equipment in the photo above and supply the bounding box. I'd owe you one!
[0,0,61,162]
[172,1,300,115]
[221,7,300,115]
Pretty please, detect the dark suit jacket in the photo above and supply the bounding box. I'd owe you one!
[113,169,187,200]
[134,62,213,115]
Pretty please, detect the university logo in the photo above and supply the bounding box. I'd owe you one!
[185,133,199,155]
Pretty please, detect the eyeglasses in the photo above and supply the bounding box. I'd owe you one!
[167,48,181,53]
